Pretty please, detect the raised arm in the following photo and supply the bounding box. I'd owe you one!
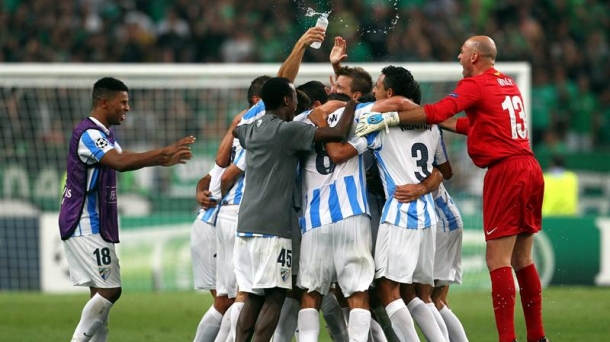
[101,136,195,172]
[330,36,348,75]
[277,27,326,83]
[216,109,246,167]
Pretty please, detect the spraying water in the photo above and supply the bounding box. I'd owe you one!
[305,7,331,17]
[296,1,401,36]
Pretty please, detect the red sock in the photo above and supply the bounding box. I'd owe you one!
[490,266,516,342]
[516,264,545,342]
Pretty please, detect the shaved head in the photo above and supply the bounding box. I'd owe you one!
[466,36,497,61]
[458,35,497,77]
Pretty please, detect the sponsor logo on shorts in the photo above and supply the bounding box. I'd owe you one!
[280,267,290,282]
[99,266,111,281]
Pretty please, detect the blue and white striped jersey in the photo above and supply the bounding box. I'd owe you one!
[217,101,266,207]
[433,182,463,232]
[72,117,122,237]
[221,147,247,205]
[297,103,374,233]
[360,122,444,229]
[238,101,266,126]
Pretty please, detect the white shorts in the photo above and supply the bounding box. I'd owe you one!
[63,234,121,288]
[216,205,239,298]
[434,229,463,286]
[374,223,436,286]
[191,217,217,290]
[297,215,374,297]
[234,236,292,296]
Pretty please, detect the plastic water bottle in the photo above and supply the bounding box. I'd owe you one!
[310,13,329,49]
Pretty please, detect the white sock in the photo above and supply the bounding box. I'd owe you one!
[273,298,300,342]
[406,298,446,342]
[348,308,371,342]
[372,306,400,342]
[439,306,469,342]
[385,299,419,342]
[71,293,113,342]
[229,302,245,342]
[298,308,320,342]
[193,306,223,342]
[426,303,449,342]
[214,305,233,342]
[89,313,110,342]
[369,317,387,342]
[321,294,349,342]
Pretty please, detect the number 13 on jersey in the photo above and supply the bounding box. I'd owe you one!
[502,95,528,139]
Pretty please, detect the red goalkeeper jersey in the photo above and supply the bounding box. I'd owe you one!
[423,68,533,168]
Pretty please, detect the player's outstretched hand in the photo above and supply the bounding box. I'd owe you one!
[330,37,347,65]
[355,112,400,137]
[161,135,196,166]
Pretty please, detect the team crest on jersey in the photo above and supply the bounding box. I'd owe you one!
[99,266,111,281]
[280,267,291,282]
[256,119,262,127]
[95,137,110,150]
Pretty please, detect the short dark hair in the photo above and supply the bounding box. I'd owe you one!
[92,77,128,108]
[247,75,271,106]
[297,81,328,107]
[261,77,293,111]
[336,66,373,95]
[296,89,311,114]
[381,65,421,105]
[357,93,377,103]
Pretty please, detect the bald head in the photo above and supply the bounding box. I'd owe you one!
[466,36,497,61]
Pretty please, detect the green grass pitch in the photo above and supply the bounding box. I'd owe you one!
[1,286,609,341]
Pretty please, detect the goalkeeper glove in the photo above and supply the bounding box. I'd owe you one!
[355,111,400,137]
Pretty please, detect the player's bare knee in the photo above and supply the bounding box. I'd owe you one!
[214,295,235,314]
[346,290,370,310]
[98,287,122,303]
[511,256,534,272]
[301,290,322,309]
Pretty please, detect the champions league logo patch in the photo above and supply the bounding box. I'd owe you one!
[280,267,291,282]
[95,137,110,150]
[99,266,111,281]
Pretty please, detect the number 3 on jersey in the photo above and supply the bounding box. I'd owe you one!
[502,95,528,139]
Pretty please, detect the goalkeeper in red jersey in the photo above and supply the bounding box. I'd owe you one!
[355,35,549,342]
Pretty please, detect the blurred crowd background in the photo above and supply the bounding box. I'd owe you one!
[1,0,609,154]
